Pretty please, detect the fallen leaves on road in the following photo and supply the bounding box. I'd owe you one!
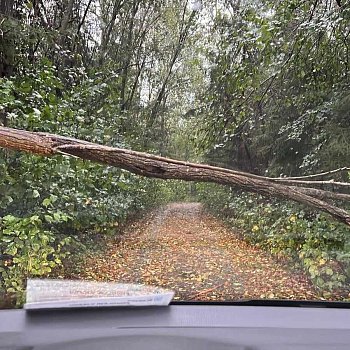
[69,203,321,301]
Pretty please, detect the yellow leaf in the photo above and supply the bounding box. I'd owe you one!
[319,259,326,266]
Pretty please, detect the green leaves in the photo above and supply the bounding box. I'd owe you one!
[0,212,73,305]
[32,190,40,198]
[197,0,350,178]
[42,194,58,208]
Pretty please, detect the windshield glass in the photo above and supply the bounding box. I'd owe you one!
[0,0,349,309]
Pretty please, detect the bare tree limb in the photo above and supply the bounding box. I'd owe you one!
[76,0,93,36]
[269,178,350,189]
[279,167,350,180]
[99,0,124,62]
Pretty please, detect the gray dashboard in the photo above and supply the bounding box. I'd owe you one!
[1,304,350,350]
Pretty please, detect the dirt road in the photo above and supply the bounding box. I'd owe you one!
[77,203,318,301]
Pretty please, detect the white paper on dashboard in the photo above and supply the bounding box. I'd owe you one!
[24,279,174,309]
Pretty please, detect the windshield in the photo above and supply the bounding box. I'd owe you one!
[0,0,349,309]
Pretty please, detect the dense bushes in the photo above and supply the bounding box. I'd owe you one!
[0,150,188,305]
[0,212,71,306]
[197,184,350,297]
[0,61,191,306]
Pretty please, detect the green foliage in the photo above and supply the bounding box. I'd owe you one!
[0,212,71,305]
[156,180,196,203]
[198,1,350,176]
[0,57,188,305]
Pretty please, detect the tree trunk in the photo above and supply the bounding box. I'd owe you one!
[59,0,75,34]
[0,0,15,128]
[0,0,15,78]
[0,126,349,226]
[0,0,14,17]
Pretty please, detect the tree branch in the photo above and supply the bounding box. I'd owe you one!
[290,186,350,202]
[270,178,350,189]
[279,167,350,180]
[0,126,349,226]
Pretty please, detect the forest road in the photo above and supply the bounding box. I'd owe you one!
[78,202,319,301]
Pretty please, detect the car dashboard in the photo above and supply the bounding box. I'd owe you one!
[1,303,350,350]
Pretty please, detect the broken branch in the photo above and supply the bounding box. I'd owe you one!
[0,126,349,226]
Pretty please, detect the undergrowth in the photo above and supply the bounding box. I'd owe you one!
[197,184,350,299]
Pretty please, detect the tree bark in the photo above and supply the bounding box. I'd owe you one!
[0,0,15,78]
[291,186,350,202]
[0,0,14,17]
[0,126,349,226]
[59,0,75,34]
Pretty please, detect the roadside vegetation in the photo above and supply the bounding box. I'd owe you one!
[197,185,350,298]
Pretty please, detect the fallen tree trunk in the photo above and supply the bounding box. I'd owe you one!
[0,126,349,226]
[291,186,350,202]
